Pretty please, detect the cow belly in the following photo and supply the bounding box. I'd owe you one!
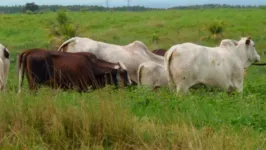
[170,56,230,92]
[193,63,229,89]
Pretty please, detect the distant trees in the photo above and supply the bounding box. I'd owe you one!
[23,2,39,13]
[0,4,265,14]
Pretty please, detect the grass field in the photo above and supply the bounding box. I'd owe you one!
[0,8,266,149]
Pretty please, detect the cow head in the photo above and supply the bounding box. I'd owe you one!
[236,37,260,68]
[0,44,9,59]
[115,62,132,87]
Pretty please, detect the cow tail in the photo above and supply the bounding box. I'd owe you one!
[137,64,144,85]
[17,53,24,93]
[165,47,175,89]
[18,51,30,93]
[57,37,77,52]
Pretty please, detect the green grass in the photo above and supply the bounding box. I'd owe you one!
[0,8,266,149]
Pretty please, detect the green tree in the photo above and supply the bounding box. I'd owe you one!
[24,2,39,12]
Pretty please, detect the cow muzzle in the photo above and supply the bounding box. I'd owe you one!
[255,56,260,63]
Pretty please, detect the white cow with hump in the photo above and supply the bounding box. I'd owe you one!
[57,37,164,83]
[0,44,10,91]
[165,37,260,93]
[137,39,240,89]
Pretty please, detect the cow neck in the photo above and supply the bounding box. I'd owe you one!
[232,44,248,68]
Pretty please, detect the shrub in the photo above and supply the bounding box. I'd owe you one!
[25,10,34,14]
[152,33,159,44]
[201,20,225,40]
[47,9,79,49]
[207,20,225,40]
[23,2,39,13]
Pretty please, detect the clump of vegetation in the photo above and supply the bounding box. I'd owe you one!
[201,20,225,40]
[152,33,159,44]
[48,9,79,49]
[24,10,34,14]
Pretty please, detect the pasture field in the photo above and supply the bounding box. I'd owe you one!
[1,8,266,149]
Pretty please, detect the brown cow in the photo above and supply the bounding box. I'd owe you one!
[152,49,167,56]
[17,49,131,93]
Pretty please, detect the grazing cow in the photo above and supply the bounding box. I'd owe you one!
[57,37,164,83]
[165,37,260,93]
[138,40,243,90]
[152,49,167,56]
[137,61,167,89]
[17,49,131,93]
[0,44,10,91]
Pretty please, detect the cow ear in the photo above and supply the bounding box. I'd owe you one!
[245,39,251,45]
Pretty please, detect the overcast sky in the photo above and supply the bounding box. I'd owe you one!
[0,0,266,8]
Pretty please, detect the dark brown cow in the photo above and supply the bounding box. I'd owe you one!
[152,49,167,56]
[17,49,131,93]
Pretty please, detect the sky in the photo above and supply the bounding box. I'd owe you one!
[0,0,266,8]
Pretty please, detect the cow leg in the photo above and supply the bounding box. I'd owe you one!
[129,72,138,85]
[130,80,138,86]
[233,75,244,93]
[168,81,176,92]
[228,80,243,94]
[77,78,88,93]
[0,62,4,91]
[176,84,190,94]
[236,83,243,93]
[3,59,10,92]
[25,68,38,91]
[172,73,193,94]
[29,76,37,90]
[152,86,160,91]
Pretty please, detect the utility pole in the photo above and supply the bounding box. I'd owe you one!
[106,0,109,8]
[127,0,131,11]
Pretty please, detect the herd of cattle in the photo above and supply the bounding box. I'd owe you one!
[0,36,262,94]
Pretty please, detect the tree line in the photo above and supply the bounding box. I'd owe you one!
[0,3,265,14]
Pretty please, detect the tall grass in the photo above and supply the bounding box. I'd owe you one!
[0,87,264,149]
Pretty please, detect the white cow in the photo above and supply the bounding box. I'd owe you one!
[136,39,239,90]
[57,37,164,83]
[137,61,167,89]
[165,37,260,93]
[0,44,10,91]
[136,39,241,90]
